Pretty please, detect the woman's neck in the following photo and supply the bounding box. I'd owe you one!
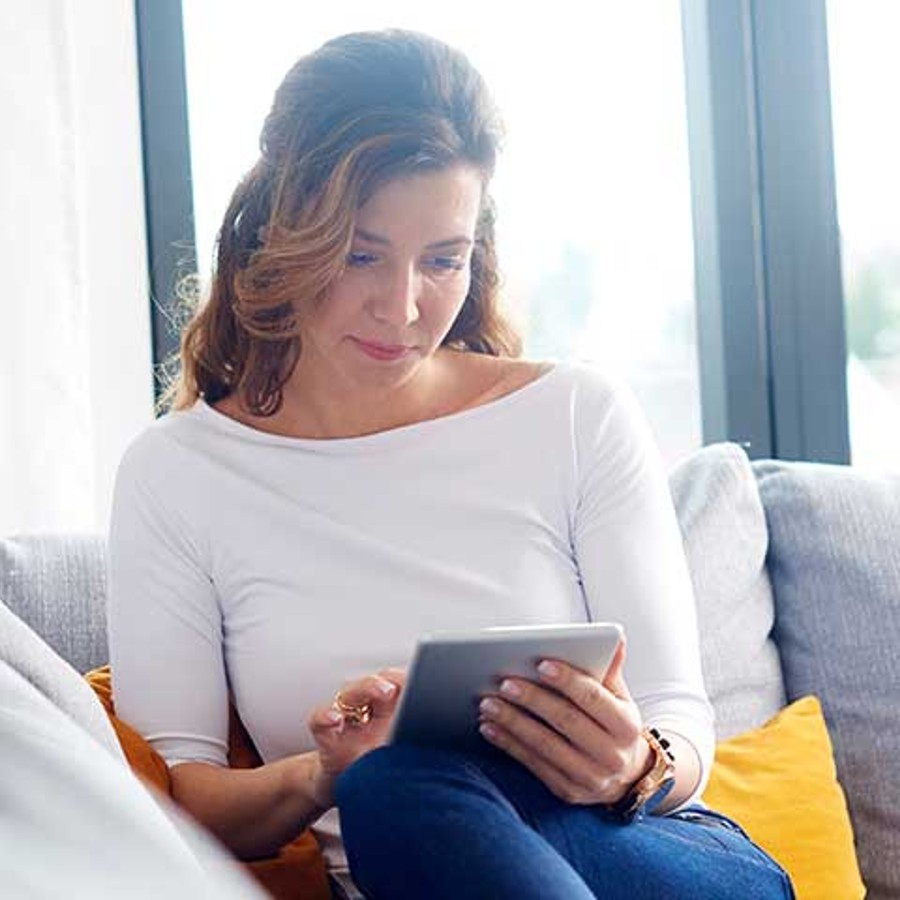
[222,350,466,440]
[213,351,542,441]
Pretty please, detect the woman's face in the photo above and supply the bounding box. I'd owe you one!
[296,164,484,393]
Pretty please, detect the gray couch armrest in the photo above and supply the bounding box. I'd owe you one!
[0,534,109,674]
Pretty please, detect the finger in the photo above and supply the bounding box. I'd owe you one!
[378,667,408,689]
[308,705,346,741]
[479,695,611,795]
[478,719,608,805]
[602,638,630,700]
[536,659,638,742]
[492,678,622,771]
[336,675,399,716]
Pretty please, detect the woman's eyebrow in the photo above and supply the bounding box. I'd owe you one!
[354,227,473,249]
[426,236,473,250]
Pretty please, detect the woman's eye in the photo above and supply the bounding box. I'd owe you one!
[428,256,466,272]
[346,252,378,267]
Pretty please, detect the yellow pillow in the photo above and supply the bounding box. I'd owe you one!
[702,695,865,899]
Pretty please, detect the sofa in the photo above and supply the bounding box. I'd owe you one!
[1,442,897,898]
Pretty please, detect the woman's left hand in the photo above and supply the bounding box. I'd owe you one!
[477,638,652,805]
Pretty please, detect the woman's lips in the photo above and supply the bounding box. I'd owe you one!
[351,337,412,361]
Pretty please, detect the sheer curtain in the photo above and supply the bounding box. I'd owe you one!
[0,1,155,535]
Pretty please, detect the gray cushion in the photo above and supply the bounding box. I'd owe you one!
[755,460,900,900]
[0,534,109,673]
[669,443,786,739]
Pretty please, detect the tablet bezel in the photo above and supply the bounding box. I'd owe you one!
[389,622,623,752]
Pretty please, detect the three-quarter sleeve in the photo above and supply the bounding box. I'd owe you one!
[107,432,230,768]
[571,372,715,800]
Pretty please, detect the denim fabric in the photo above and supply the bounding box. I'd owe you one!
[755,460,900,900]
[337,745,794,900]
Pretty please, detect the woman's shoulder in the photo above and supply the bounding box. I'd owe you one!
[447,353,635,417]
[445,353,556,413]
[472,355,554,399]
[513,358,650,443]
[114,404,209,485]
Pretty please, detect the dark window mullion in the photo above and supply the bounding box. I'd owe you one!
[134,0,196,403]
[751,0,849,463]
[681,0,774,458]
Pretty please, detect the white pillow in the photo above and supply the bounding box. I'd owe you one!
[669,442,786,739]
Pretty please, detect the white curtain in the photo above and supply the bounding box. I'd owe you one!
[0,1,155,536]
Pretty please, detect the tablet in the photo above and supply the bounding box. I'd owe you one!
[389,622,623,752]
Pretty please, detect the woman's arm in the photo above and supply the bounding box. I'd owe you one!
[108,433,408,858]
[169,752,329,860]
[170,668,406,860]
[478,371,713,812]
[571,373,715,802]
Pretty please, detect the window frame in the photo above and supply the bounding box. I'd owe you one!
[135,0,195,398]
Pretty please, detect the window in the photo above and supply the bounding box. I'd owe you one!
[827,0,900,471]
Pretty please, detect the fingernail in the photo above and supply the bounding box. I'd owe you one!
[479,723,497,740]
[499,679,521,698]
[537,660,560,679]
[326,709,342,724]
[480,697,500,716]
[377,681,396,696]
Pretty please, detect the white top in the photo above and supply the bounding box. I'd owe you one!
[107,360,714,872]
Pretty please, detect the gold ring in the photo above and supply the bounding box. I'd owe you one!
[333,691,374,726]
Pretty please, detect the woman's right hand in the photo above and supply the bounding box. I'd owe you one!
[307,668,406,808]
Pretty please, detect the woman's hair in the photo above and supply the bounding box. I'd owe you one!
[161,28,522,416]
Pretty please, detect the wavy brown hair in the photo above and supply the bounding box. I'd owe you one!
[160,29,522,416]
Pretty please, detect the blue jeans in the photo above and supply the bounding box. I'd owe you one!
[336,745,794,899]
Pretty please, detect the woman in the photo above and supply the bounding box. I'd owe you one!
[108,29,793,899]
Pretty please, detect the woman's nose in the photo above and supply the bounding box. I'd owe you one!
[368,264,421,327]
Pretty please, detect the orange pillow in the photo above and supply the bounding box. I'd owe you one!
[702,695,865,899]
[84,666,331,900]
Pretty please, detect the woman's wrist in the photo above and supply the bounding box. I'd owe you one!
[288,750,336,820]
[608,728,677,822]
[628,730,655,786]
[610,729,655,803]
[652,729,703,813]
